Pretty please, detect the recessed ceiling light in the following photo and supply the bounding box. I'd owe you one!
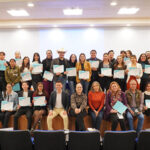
[63,8,83,15]
[90,24,95,27]
[126,24,131,26]
[27,3,34,7]
[7,9,29,16]
[118,7,139,15]
[17,25,22,28]
[53,25,58,28]
[110,2,117,6]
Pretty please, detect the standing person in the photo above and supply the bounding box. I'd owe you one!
[0,52,8,92]
[47,81,69,130]
[14,82,33,130]
[5,59,21,92]
[50,48,68,91]
[113,55,127,91]
[42,50,53,97]
[31,53,43,90]
[126,79,144,133]
[32,82,48,130]
[15,51,22,68]
[108,50,116,65]
[76,53,92,95]
[105,82,127,131]
[20,56,32,89]
[120,50,127,59]
[69,83,87,131]
[126,55,143,90]
[1,83,18,128]
[67,54,77,95]
[88,81,105,130]
[87,50,101,90]
[98,53,113,91]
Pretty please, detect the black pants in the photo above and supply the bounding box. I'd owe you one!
[99,76,112,91]
[14,107,33,130]
[0,74,6,92]
[69,108,87,131]
[110,113,126,131]
[2,111,16,128]
[32,74,42,90]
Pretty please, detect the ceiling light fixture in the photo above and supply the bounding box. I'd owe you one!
[118,7,139,15]
[110,2,117,6]
[63,8,83,15]
[27,3,34,7]
[126,24,131,26]
[17,25,22,28]
[7,9,29,16]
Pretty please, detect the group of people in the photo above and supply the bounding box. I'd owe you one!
[0,48,150,133]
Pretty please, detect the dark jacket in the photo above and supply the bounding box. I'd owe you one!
[42,58,53,74]
[49,91,69,111]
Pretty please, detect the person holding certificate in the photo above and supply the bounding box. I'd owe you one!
[76,53,92,95]
[126,79,144,133]
[105,81,127,131]
[113,55,127,91]
[98,53,113,91]
[20,56,32,89]
[32,82,48,130]
[31,53,43,90]
[13,82,33,130]
[87,50,101,91]
[126,55,143,90]
[50,48,68,91]
[47,80,69,130]
[108,50,116,65]
[1,83,18,128]
[88,81,105,130]
[69,83,87,131]
[15,51,22,68]
[138,53,149,92]
[42,50,53,97]
[5,59,21,92]
[0,51,8,92]
[67,54,77,95]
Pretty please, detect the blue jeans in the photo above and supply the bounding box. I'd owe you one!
[53,77,66,91]
[80,80,89,95]
[90,109,103,130]
[126,109,144,133]
[68,81,75,95]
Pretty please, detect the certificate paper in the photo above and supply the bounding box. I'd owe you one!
[114,70,125,79]
[66,68,76,77]
[128,67,140,76]
[43,71,53,81]
[101,68,112,76]
[113,101,127,114]
[21,72,32,81]
[53,65,64,73]
[124,57,131,65]
[15,58,22,67]
[33,96,46,106]
[32,63,43,73]
[79,71,89,79]
[13,83,20,92]
[19,97,31,107]
[144,65,150,74]
[89,61,99,68]
[145,99,150,108]
[1,101,13,111]
[0,60,6,71]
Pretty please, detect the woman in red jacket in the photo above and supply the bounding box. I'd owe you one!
[88,81,105,130]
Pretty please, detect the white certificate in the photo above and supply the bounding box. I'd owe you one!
[21,72,32,81]
[145,99,150,108]
[1,101,13,111]
[101,68,112,76]
[89,61,99,68]
[32,63,43,73]
[145,65,150,74]
[15,59,22,67]
[66,68,76,77]
[19,97,31,107]
[114,70,125,79]
[53,65,64,73]
[33,96,46,106]
[0,60,6,71]
[43,71,53,81]
[79,71,89,79]
[124,57,131,65]
[128,67,140,76]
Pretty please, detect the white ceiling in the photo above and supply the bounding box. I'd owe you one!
[0,0,150,28]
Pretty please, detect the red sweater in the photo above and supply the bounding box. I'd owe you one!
[88,91,105,112]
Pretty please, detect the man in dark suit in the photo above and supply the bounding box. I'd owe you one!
[13,82,33,130]
[47,80,69,130]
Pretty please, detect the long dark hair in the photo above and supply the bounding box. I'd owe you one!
[138,53,148,64]
[20,56,30,72]
[114,55,126,69]
[69,54,77,64]
[32,52,41,63]
[34,82,47,96]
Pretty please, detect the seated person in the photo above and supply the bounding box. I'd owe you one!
[13,82,33,130]
[47,80,69,130]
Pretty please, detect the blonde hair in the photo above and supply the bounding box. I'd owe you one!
[90,81,103,92]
